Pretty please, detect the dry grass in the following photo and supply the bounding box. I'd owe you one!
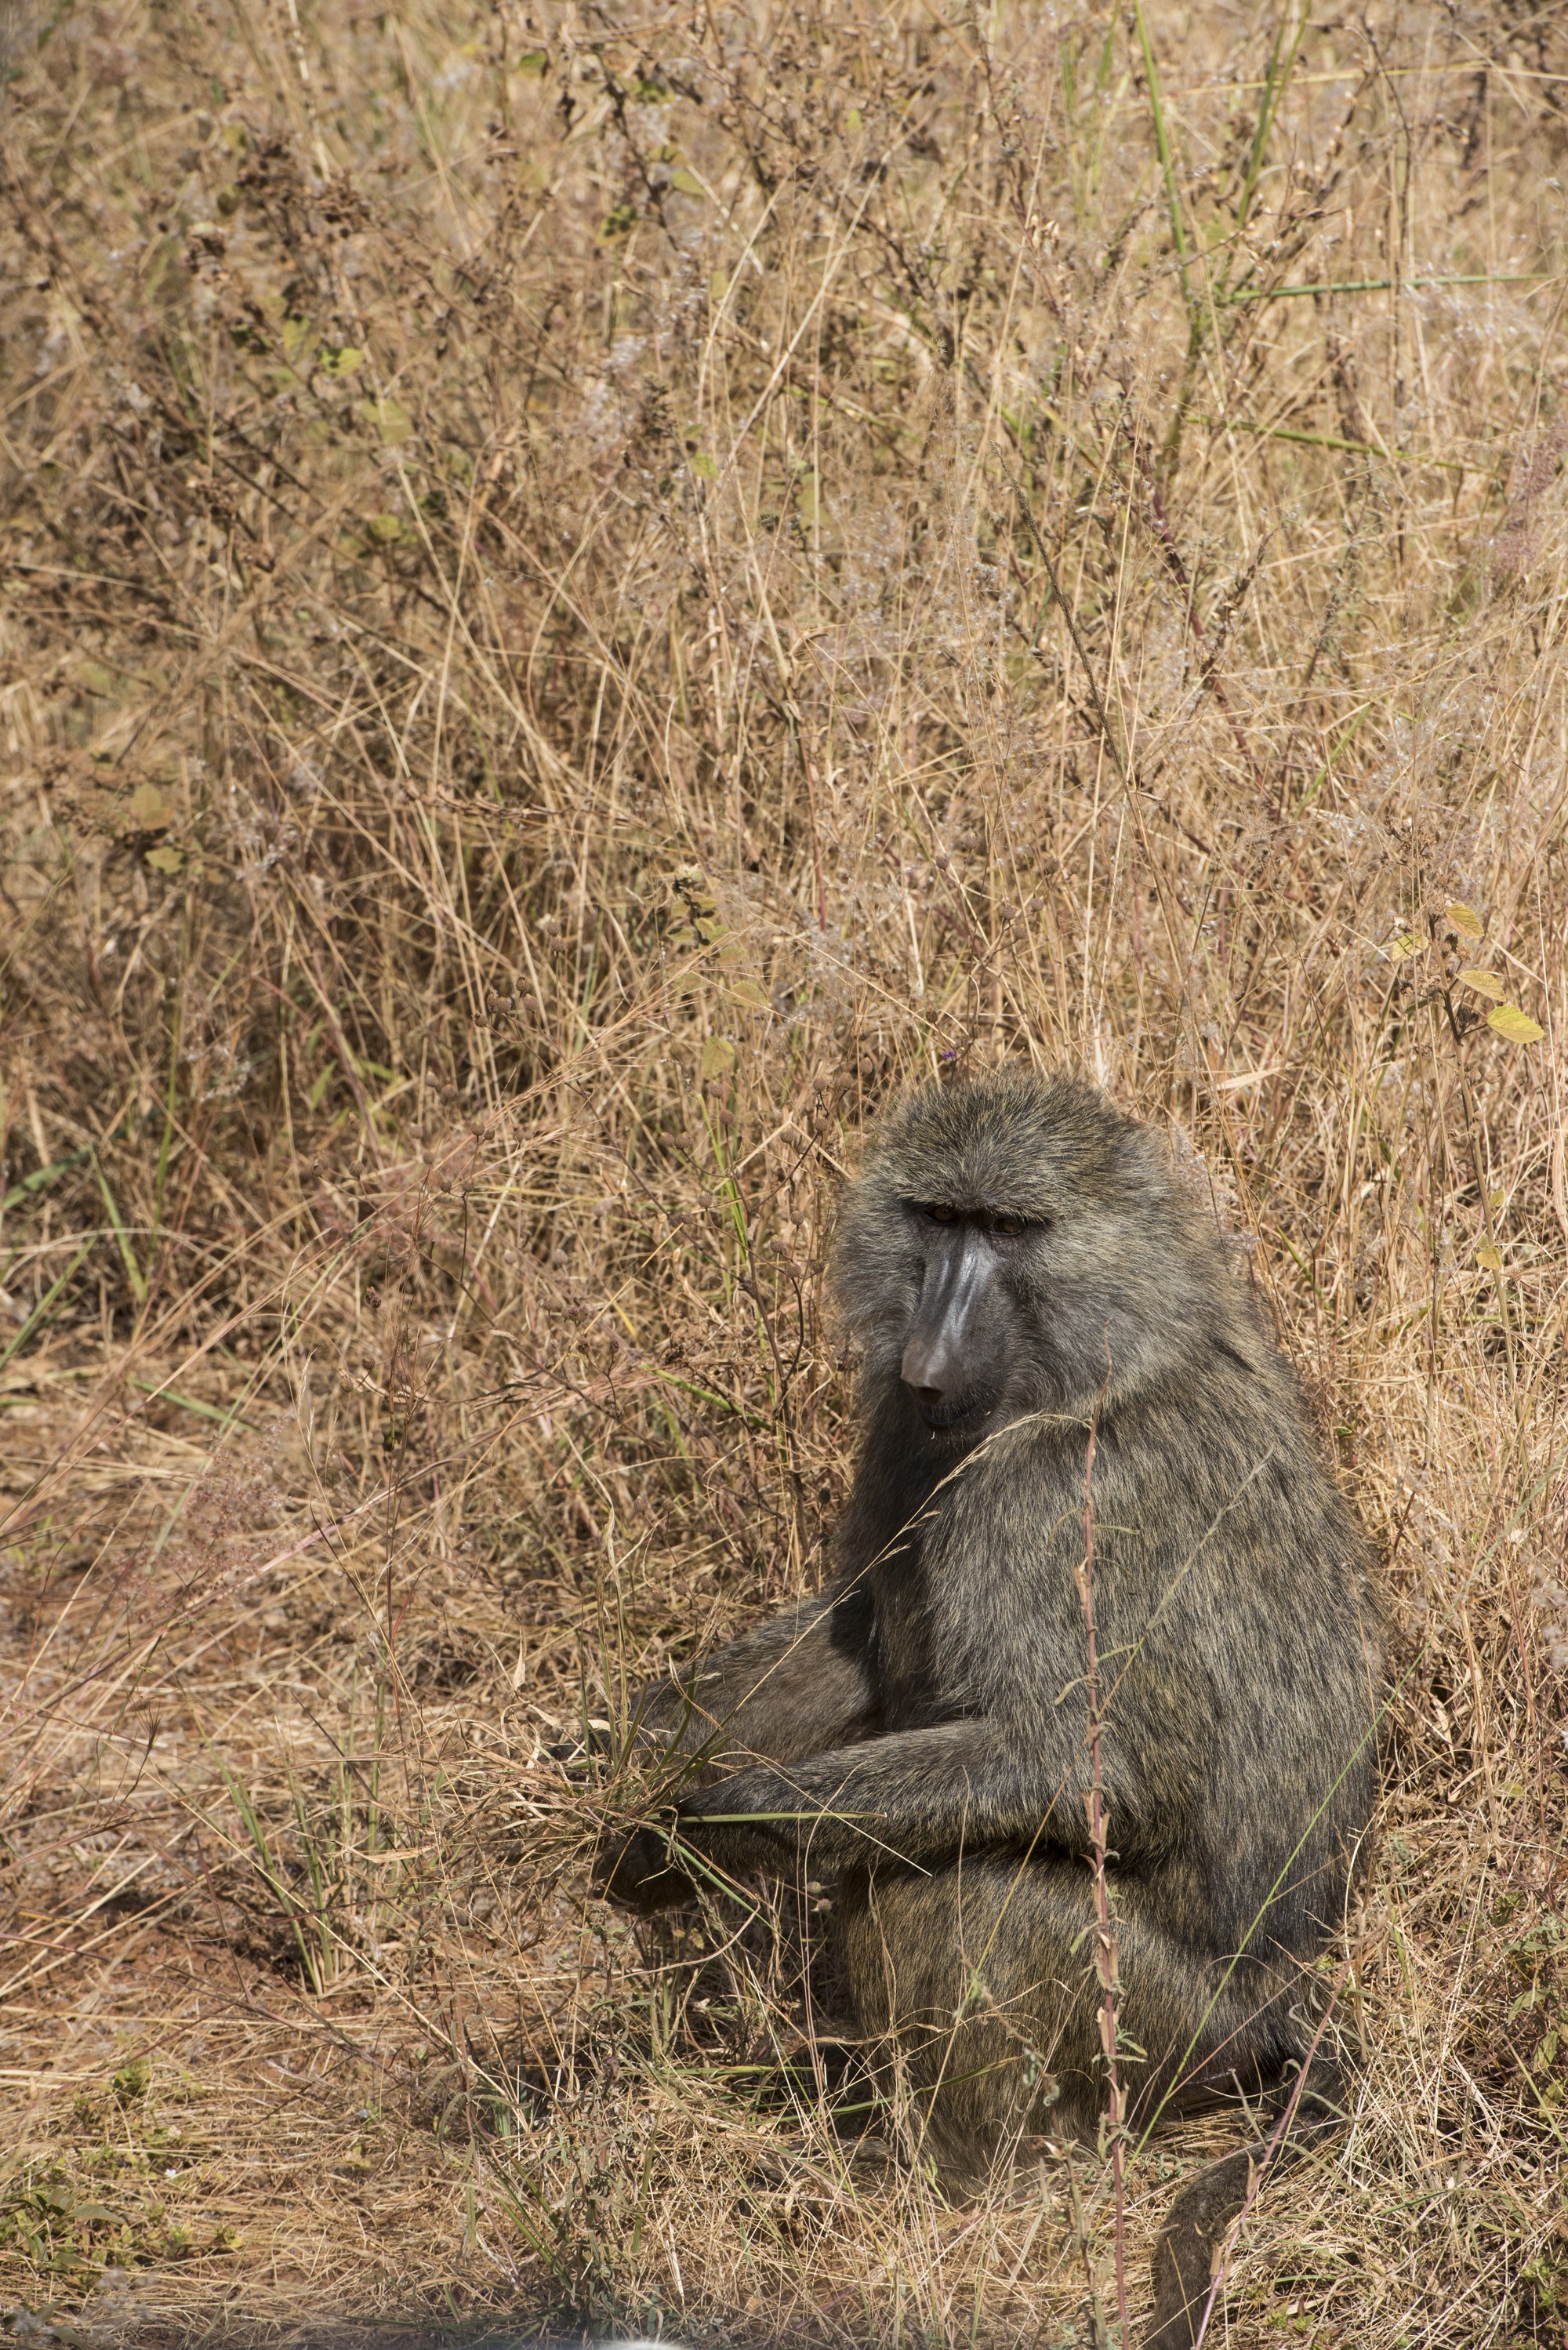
[1,0,1566,2340]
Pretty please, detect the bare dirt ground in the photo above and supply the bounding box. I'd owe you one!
[1,0,1566,2340]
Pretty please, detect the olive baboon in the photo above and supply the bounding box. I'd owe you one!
[600,1071,1381,2347]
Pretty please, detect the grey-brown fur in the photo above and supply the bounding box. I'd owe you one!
[600,1070,1382,2345]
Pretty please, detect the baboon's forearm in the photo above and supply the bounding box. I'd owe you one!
[635,1588,875,1777]
[674,1719,1126,1874]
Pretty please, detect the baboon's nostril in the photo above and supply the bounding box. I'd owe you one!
[901,1335,949,1397]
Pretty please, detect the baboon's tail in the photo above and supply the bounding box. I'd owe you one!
[1142,2060,1348,2350]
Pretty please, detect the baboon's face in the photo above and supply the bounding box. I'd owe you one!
[839,1075,1221,1425]
[897,1199,1036,1437]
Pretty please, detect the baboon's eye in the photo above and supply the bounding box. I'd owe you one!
[991,1212,1026,1237]
[922,1202,958,1224]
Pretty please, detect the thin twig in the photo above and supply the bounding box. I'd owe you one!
[1076,1343,1131,2349]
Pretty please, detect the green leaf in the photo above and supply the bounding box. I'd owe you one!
[1476,1242,1504,1271]
[1385,930,1421,963]
[365,511,404,542]
[145,844,185,875]
[708,267,729,303]
[670,166,706,197]
[318,344,365,378]
[1445,899,1485,940]
[670,863,720,945]
[727,976,771,1012]
[1486,1004,1544,1044]
[690,451,718,481]
[129,781,172,829]
[356,395,412,446]
[515,46,548,75]
[1457,967,1504,1000]
[699,1037,737,1079]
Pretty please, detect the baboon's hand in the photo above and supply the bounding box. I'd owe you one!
[594,1815,695,1912]
[549,1727,612,1785]
[551,1716,676,1786]
[681,1767,793,1831]
[673,1767,810,1866]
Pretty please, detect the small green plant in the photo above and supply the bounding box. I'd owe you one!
[110,2061,149,2108]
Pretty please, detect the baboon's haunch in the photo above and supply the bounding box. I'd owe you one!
[600,1072,1381,2346]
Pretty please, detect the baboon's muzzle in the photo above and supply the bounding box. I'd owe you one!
[900,1226,1015,1429]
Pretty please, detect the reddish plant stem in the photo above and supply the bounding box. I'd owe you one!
[1076,1386,1131,2349]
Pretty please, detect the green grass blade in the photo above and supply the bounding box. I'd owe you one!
[93,1156,146,1303]
[1133,0,1192,324]
[0,1239,94,1376]
[2,1145,93,1211]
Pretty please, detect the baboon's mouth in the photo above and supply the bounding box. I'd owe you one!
[917,1393,994,1431]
